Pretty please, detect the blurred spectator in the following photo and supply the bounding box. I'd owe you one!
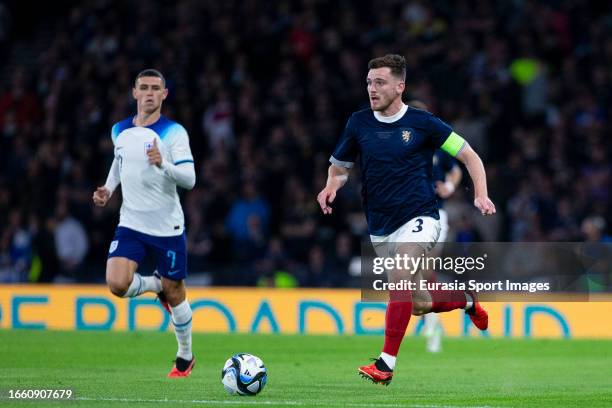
[203,91,234,153]
[225,181,270,261]
[455,214,484,243]
[34,216,60,283]
[0,0,610,286]
[280,177,317,261]
[54,203,89,280]
[0,209,33,282]
[0,69,42,130]
[186,210,213,273]
[301,245,337,288]
[582,216,612,242]
[256,237,299,288]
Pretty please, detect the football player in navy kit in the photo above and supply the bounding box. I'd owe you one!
[317,55,495,384]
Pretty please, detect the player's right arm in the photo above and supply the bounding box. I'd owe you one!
[317,115,359,215]
[317,165,349,215]
[93,153,121,207]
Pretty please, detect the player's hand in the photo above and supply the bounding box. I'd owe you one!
[92,186,111,207]
[317,187,337,215]
[474,196,496,216]
[435,181,455,199]
[147,138,162,167]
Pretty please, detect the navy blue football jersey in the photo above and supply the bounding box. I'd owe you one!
[330,106,456,236]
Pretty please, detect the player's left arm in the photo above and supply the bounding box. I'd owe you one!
[147,126,196,190]
[161,159,196,190]
[430,114,495,215]
[447,134,495,215]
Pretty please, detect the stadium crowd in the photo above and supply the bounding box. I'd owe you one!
[0,0,610,285]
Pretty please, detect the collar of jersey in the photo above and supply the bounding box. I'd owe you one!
[132,115,165,128]
[373,103,408,124]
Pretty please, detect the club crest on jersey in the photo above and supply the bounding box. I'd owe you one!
[144,141,153,154]
[402,130,412,143]
[109,240,118,253]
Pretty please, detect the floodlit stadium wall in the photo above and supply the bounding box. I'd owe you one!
[1,285,612,338]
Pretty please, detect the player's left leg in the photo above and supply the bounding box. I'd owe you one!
[411,275,488,330]
[409,210,488,330]
[411,278,488,330]
[151,232,195,378]
[411,279,488,331]
[162,277,195,378]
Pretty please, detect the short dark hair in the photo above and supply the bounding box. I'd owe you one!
[368,54,406,81]
[134,69,166,87]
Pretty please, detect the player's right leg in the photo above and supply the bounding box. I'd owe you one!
[359,216,443,384]
[162,277,195,378]
[106,227,162,298]
[359,229,435,385]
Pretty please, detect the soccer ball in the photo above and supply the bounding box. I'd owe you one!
[221,353,267,396]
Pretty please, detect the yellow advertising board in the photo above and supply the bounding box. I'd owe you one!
[1,285,612,338]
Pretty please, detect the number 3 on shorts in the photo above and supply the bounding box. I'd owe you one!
[167,250,176,268]
[412,218,423,233]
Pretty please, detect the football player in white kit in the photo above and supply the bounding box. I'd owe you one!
[422,149,462,352]
[408,100,463,353]
[92,69,196,377]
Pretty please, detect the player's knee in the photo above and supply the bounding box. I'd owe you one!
[106,275,130,297]
[162,278,185,306]
[106,258,137,297]
[412,300,431,316]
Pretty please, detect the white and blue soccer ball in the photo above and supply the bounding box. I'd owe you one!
[221,353,267,396]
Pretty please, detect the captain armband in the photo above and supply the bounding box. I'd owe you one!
[440,132,466,157]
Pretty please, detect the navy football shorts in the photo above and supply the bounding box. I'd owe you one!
[107,226,187,281]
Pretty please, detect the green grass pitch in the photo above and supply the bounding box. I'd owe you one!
[1,330,611,407]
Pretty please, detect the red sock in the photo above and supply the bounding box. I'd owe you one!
[382,290,412,357]
[429,290,467,313]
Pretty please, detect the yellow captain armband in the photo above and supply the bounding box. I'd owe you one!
[440,131,466,157]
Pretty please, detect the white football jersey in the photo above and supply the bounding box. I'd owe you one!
[110,116,194,236]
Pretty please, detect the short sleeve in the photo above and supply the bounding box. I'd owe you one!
[427,114,454,148]
[168,124,194,165]
[330,116,359,168]
[111,123,119,145]
[428,115,466,157]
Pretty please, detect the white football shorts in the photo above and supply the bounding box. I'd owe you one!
[438,208,449,243]
[370,215,441,258]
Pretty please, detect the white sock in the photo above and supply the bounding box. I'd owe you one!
[171,300,193,361]
[379,352,396,370]
[122,273,162,298]
[465,292,474,310]
[423,313,439,336]
[425,313,442,353]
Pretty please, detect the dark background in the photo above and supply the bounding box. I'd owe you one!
[0,0,610,287]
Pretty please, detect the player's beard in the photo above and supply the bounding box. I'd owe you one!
[371,96,391,112]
